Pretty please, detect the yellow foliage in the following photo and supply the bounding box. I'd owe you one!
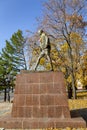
[68,99,87,110]
[61,42,69,52]
[67,75,72,83]
[70,32,83,45]
[84,75,87,86]
[72,128,77,130]
[77,91,87,98]
[53,55,58,60]
[39,57,45,65]
[61,67,66,73]
[84,76,87,81]
[67,13,83,28]
[51,49,59,59]
[46,63,51,70]
[76,73,82,80]
[75,69,84,87]
[65,127,72,130]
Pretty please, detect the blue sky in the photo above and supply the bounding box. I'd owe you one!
[0,0,45,52]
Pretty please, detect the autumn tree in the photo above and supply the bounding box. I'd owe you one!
[38,0,87,98]
[81,50,87,88]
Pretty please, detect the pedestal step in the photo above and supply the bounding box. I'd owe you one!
[0,117,86,129]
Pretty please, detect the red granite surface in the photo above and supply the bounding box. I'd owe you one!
[0,71,86,129]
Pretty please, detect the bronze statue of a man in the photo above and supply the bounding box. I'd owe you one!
[34,29,53,71]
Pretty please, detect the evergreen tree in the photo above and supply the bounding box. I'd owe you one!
[0,30,27,101]
[2,30,27,71]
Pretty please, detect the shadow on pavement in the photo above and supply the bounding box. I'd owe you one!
[70,108,87,123]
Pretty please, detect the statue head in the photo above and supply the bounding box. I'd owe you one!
[38,29,43,35]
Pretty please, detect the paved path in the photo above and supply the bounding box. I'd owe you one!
[0,102,12,117]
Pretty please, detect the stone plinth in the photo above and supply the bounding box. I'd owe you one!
[0,71,86,129]
[12,71,70,118]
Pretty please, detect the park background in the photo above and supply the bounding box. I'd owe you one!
[0,0,87,129]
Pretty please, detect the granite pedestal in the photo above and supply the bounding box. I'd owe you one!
[0,71,86,129]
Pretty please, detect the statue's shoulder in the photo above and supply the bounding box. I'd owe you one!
[41,33,45,36]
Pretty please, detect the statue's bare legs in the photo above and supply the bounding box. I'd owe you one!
[34,49,53,71]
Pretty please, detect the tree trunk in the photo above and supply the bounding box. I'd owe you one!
[4,88,7,102]
[68,85,72,99]
[8,86,10,102]
[68,45,77,99]
[71,72,77,99]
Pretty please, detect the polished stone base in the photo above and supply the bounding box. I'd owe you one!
[0,71,86,128]
[0,116,86,129]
